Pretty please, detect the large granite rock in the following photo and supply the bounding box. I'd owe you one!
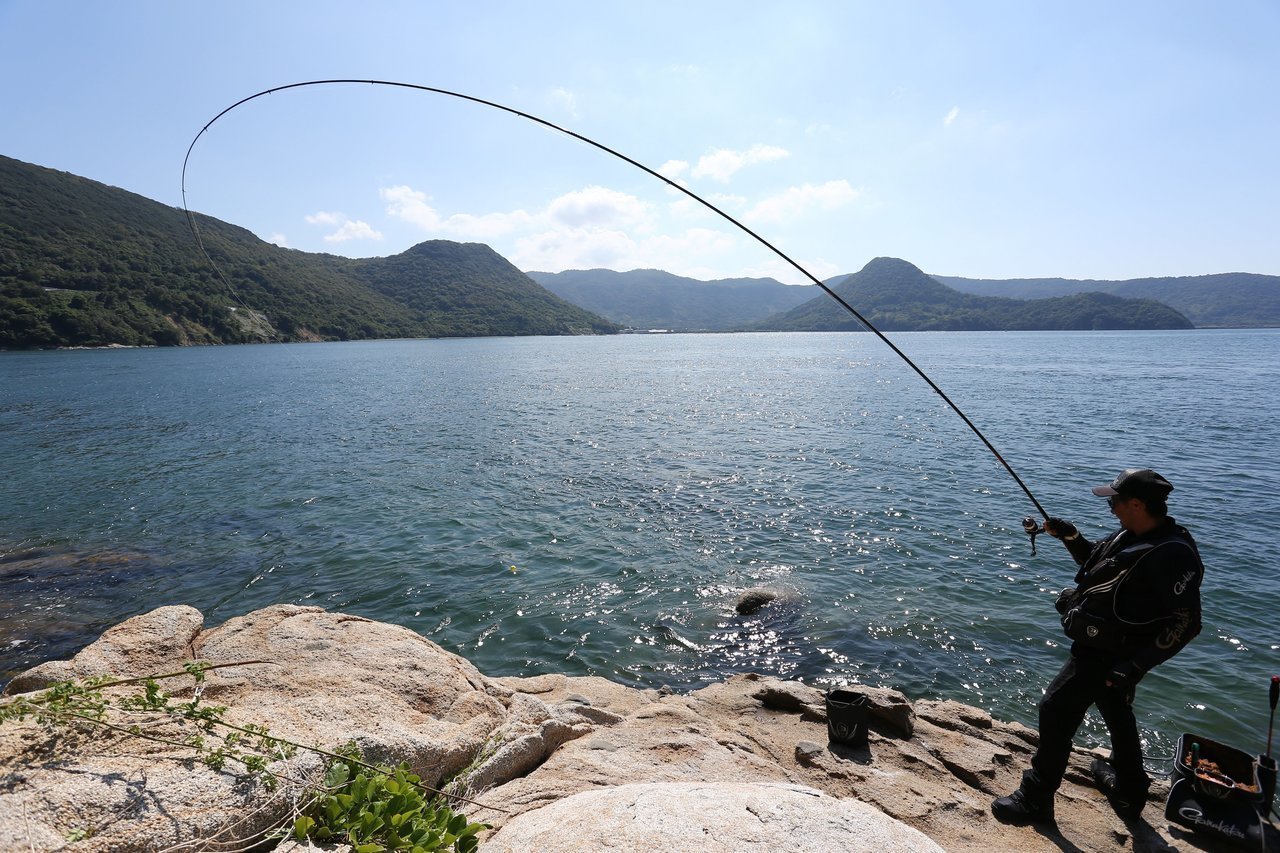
[0,605,507,852]
[0,605,1245,852]
[486,781,945,852]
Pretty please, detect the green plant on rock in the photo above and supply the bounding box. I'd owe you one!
[294,748,485,853]
[0,661,493,850]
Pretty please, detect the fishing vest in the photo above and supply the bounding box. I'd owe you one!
[1059,526,1197,652]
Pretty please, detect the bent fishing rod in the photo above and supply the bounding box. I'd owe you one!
[181,78,1051,542]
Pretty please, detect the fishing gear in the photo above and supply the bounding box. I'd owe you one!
[1264,675,1279,822]
[1268,675,1278,759]
[182,79,1050,534]
[1022,516,1042,555]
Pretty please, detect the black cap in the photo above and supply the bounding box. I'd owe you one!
[1091,468,1174,500]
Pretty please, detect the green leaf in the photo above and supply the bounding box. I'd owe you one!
[326,760,351,788]
[292,815,315,840]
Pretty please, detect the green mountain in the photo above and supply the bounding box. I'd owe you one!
[756,257,1194,331]
[933,272,1280,328]
[526,268,815,331]
[0,155,617,348]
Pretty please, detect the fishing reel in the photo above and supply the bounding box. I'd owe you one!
[1022,516,1043,556]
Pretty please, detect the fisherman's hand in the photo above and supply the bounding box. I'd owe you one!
[1105,661,1140,694]
[1044,518,1079,541]
[1054,587,1077,615]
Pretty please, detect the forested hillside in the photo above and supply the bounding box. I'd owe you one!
[527,268,815,331]
[757,258,1193,331]
[0,155,617,348]
[934,272,1280,328]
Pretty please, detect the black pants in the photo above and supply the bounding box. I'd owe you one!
[1023,649,1149,797]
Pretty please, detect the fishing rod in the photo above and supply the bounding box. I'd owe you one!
[181,79,1051,538]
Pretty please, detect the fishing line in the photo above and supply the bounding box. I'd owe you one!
[181,78,1049,525]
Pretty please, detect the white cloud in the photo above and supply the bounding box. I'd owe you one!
[666,191,747,223]
[644,227,736,259]
[691,144,790,182]
[514,227,639,272]
[304,210,382,243]
[324,220,382,243]
[376,180,842,284]
[944,106,960,126]
[268,233,289,247]
[547,185,648,229]
[510,224,746,279]
[549,87,578,117]
[708,192,748,209]
[305,211,344,226]
[381,185,533,239]
[744,180,860,224]
[381,186,440,229]
[658,159,689,180]
[439,210,537,240]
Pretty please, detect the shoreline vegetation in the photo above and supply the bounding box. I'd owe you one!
[5,154,1277,352]
[2,604,1264,851]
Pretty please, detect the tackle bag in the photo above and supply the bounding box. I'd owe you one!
[825,688,870,748]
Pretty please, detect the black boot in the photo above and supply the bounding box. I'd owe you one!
[1091,757,1150,820]
[991,786,1055,825]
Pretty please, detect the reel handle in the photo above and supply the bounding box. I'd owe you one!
[1021,516,1042,556]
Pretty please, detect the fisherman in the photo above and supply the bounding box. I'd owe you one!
[992,468,1204,824]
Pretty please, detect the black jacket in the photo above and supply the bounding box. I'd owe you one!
[1061,516,1203,674]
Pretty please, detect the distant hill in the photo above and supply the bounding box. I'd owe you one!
[934,272,1280,328]
[527,268,815,331]
[756,258,1193,331]
[0,155,617,348]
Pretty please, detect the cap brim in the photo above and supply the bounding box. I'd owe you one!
[1091,485,1119,496]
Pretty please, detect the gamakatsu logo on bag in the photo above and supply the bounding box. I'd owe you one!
[1179,807,1246,839]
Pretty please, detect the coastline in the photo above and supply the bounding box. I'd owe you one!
[0,604,1264,851]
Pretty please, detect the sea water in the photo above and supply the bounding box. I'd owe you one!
[2,330,1277,767]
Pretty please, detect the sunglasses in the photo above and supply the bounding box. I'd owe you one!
[1107,495,1130,509]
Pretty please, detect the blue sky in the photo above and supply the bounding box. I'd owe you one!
[2,1,1276,284]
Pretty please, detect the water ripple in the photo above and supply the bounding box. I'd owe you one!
[2,330,1277,758]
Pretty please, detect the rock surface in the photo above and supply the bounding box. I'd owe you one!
[486,781,944,852]
[734,586,779,614]
[0,605,1260,851]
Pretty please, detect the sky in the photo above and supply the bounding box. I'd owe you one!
[2,1,1277,285]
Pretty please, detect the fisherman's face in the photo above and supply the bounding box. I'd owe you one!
[1108,494,1145,530]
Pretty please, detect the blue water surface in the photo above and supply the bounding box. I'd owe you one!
[2,330,1277,766]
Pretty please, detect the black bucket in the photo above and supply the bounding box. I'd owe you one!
[826,687,870,747]
[1171,733,1263,805]
[1164,733,1280,849]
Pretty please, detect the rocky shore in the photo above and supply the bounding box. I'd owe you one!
[0,605,1252,851]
